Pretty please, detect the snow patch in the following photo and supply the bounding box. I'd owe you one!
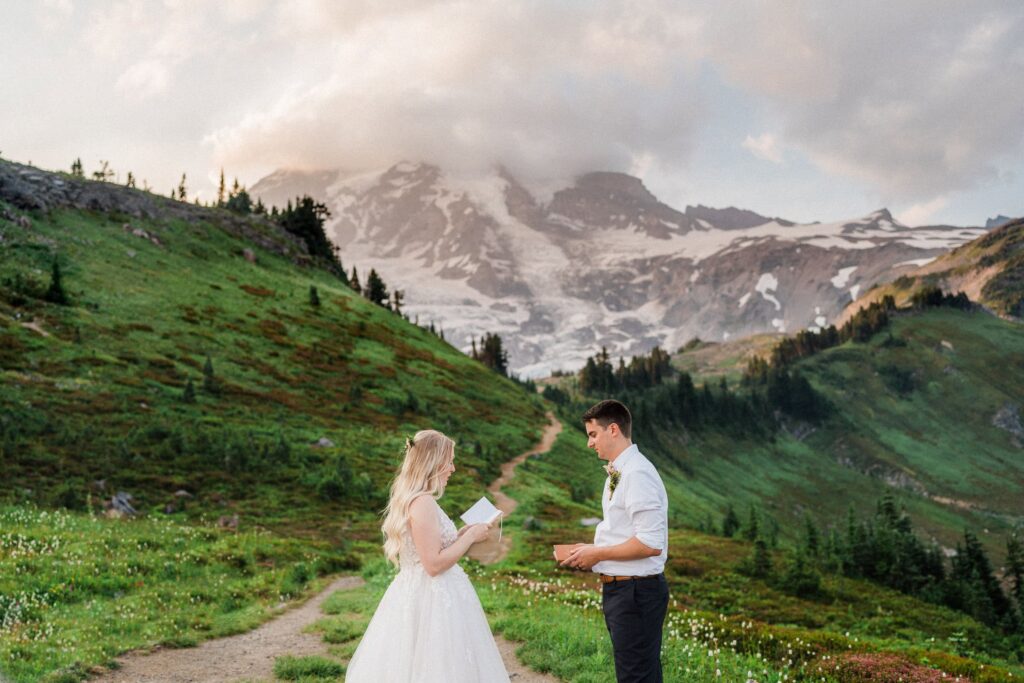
[815,315,827,327]
[689,269,700,283]
[771,318,786,332]
[755,273,781,310]
[849,284,861,301]
[738,292,752,308]
[831,266,858,289]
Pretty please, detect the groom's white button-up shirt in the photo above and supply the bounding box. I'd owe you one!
[592,444,668,577]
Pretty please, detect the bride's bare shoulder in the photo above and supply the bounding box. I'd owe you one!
[408,494,437,520]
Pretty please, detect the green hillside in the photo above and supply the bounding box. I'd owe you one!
[2,159,1022,682]
[658,308,1024,550]
[0,158,545,533]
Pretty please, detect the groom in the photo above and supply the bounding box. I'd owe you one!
[561,399,669,683]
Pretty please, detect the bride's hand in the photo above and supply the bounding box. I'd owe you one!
[463,523,492,544]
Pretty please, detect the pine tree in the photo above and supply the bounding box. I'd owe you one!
[750,538,772,578]
[309,285,321,307]
[182,378,196,403]
[721,504,740,537]
[390,289,404,315]
[744,504,760,541]
[475,333,509,376]
[44,258,69,305]
[125,171,136,188]
[277,196,344,278]
[217,169,226,207]
[1008,535,1024,614]
[70,158,84,178]
[202,355,220,395]
[365,269,388,306]
[803,513,821,556]
[177,173,188,201]
[350,267,362,294]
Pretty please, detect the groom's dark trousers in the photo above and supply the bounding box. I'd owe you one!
[602,574,669,683]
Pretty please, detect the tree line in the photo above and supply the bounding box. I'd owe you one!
[723,494,1024,644]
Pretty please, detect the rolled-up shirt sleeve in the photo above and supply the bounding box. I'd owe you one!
[624,471,666,550]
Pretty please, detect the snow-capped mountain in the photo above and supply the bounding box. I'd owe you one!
[252,163,989,377]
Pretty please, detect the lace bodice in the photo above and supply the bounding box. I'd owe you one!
[400,498,459,571]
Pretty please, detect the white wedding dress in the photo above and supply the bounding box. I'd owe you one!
[345,498,510,682]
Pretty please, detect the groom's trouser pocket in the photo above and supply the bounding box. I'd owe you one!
[602,576,669,683]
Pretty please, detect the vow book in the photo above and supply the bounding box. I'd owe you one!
[460,496,503,540]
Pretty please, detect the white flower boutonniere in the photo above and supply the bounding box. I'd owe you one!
[604,464,620,500]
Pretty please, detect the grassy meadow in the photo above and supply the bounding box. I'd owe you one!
[0,181,544,680]
[2,165,1023,682]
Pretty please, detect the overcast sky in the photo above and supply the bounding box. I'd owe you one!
[3,0,1022,226]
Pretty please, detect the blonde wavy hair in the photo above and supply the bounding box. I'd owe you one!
[381,430,456,567]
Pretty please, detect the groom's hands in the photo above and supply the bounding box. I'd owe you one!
[560,544,602,571]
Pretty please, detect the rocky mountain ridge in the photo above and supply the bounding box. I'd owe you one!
[254,162,991,376]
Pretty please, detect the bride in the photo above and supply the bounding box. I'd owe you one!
[345,430,510,682]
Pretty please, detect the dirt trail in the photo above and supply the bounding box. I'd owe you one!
[88,414,564,682]
[90,576,363,683]
[467,412,562,564]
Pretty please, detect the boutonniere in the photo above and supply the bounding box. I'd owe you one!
[604,464,620,500]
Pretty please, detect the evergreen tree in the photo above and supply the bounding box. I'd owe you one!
[803,513,821,556]
[390,289,404,315]
[217,169,226,207]
[177,173,188,201]
[474,333,509,376]
[744,504,760,541]
[202,355,220,395]
[721,504,740,538]
[365,269,388,306]
[750,538,773,578]
[350,267,362,294]
[125,171,136,188]
[182,378,196,403]
[277,196,346,280]
[70,158,84,178]
[44,258,69,305]
[780,548,822,598]
[309,285,321,307]
[225,177,252,214]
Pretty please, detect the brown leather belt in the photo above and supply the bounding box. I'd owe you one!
[599,573,662,584]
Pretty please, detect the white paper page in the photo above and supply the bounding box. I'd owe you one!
[460,496,502,526]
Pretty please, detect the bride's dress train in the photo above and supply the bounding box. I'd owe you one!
[345,499,510,682]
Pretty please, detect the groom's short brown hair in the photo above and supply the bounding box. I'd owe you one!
[581,399,632,440]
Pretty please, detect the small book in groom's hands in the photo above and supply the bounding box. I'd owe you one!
[553,544,582,563]
[460,497,502,526]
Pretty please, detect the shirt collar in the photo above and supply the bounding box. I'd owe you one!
[608,443,638,472]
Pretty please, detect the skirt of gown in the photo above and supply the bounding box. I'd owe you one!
[344,562,510,683]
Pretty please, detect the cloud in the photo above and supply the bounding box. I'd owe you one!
[116,59,170,98]
[9,0,1023,216]
[742,133,783,164]
[702,0,1024,200]
[205,1,706,182]
[897,196,949,227]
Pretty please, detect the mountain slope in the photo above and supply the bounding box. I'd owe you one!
[0,159,546,535]
[839,217,1024,324]
[253,163,990,376]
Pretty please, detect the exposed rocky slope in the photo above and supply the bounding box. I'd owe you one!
[253,162,991,376]
[839,216,1024,324]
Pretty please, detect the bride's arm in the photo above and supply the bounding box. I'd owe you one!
[409,496,488,577]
